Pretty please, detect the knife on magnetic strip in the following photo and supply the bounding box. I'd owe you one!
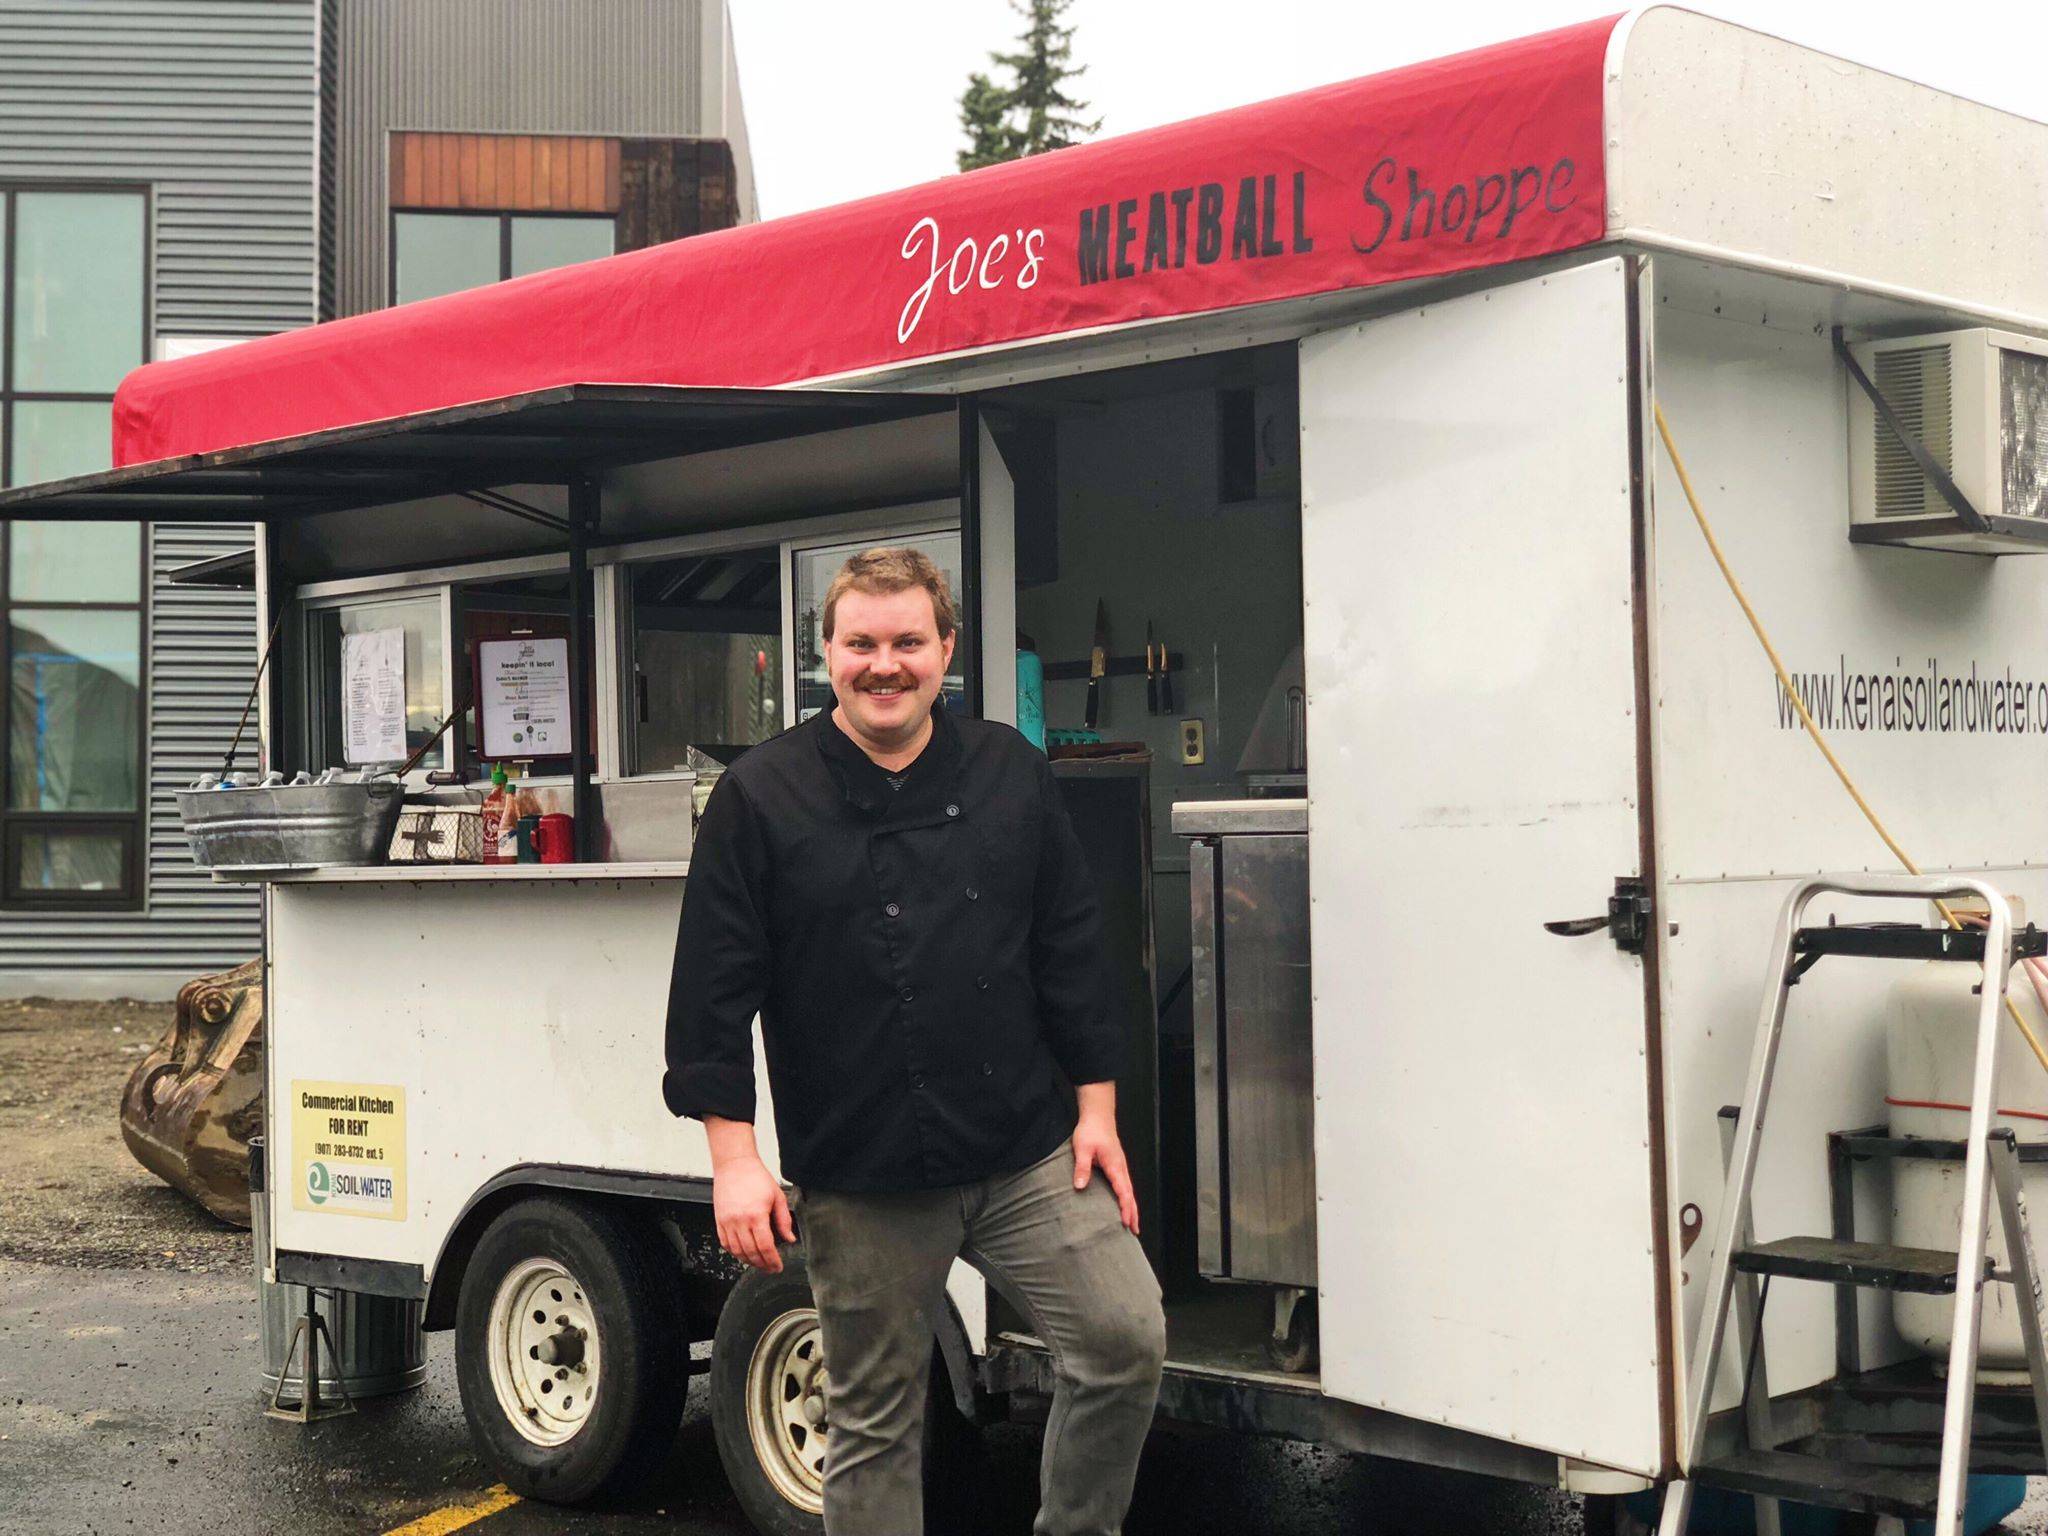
[1145,620,1159,716]
[1085,600,1108,729]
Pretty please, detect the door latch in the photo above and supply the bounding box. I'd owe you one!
[1544,876,1655,955]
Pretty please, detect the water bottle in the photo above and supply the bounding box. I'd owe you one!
[1016,645,1046,753]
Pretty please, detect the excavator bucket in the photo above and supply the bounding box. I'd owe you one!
[119,958,263,1228]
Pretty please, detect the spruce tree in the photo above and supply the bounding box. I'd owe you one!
[956,0,1099,171]
[998,0,1100,156]
[957,71,1021,172]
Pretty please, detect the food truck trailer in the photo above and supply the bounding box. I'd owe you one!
[10,8,2048,1531]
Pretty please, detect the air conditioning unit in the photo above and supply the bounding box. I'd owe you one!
[1848,327,2048,554]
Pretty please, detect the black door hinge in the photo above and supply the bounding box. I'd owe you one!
[1543,875,1655,954]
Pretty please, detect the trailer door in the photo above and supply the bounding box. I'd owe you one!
[1299,256,1662,1474]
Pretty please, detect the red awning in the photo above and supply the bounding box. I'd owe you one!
[113,15,1617,468]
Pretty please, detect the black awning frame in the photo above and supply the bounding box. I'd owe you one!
[0,383,954,522]
[28,383,969,864]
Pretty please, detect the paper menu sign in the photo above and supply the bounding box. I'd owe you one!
[479,636,570,758]
[341,627,407,764]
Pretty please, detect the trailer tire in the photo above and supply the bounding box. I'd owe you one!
[709,1251,978,1536]
[454,1195,686,1504]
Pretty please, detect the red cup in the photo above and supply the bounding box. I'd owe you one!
[535,812,575,864]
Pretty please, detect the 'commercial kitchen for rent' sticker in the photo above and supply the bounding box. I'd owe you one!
[291,1080,406,1220]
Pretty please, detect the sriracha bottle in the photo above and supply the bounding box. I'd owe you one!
[480,763,511,864]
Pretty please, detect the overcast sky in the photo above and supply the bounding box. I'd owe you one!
[726,1,2048,221]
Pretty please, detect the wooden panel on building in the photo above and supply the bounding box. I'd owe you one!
[617,138,740,249]
[390,131,622,214]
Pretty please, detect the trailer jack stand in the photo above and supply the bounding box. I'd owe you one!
[1268,1286,1318,1373]
[266,1285,358,1423]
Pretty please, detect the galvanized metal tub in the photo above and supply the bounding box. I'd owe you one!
[177,781,404,870]
[249,1138,426,1401]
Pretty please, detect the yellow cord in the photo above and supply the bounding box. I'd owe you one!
[1651,401,2048,1082]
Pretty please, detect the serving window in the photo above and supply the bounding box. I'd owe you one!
[620,544,783,776]
[788,527,967,724]
[301,589,451,773]
[286,503,971,815]
[455,569,577,776]
[603,509,969,780]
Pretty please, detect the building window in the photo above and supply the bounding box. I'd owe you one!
[391,211,615,305]
[0,186,149,906]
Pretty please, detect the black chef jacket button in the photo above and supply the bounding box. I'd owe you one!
[981,1061,993,1076]
[885,902,901,918]
[911,1073,926,1090]
[945,803,960,817]
[965,886,979,901]
[900,986,915,1002]
[975,975,989,990]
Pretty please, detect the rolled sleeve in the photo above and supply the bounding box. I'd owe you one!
[1029,758,1121,1086]
[663,774,772,1123]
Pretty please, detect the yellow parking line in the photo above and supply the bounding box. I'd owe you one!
[380,1484,522,1535]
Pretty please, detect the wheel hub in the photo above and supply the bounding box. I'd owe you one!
[745,1307,830,1515]
[536,1325,586,1368]
[486,1258,601,1447]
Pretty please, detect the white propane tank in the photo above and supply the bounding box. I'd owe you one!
[1886,959,2048,1381]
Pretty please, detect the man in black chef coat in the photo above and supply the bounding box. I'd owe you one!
[664,546,1164,1536]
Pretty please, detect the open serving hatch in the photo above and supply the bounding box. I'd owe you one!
[0,384,972,859]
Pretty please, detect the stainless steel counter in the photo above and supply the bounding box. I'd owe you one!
[214,861,688,883]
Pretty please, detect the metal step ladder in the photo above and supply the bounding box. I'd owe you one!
[1660,875,2048,1536]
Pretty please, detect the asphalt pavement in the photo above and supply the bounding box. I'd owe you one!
[0,1258,1613,1536]
[11,1004,2048,1533]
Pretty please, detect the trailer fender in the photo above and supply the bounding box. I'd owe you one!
[423,1164,714,1331]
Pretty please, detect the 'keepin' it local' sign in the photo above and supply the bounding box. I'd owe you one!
[112,17,1615,465]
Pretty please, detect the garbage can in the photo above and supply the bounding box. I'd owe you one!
[249,1135,427,1401]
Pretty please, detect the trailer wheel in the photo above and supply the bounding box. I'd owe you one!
[454,1195,685,1504]
[709,1251,977,1536]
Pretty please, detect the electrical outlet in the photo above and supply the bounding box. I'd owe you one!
[1179,718,1205,766]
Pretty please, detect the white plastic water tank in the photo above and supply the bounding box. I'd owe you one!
[1885,960,2048,1381]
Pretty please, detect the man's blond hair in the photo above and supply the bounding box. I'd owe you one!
[822,546,957,641]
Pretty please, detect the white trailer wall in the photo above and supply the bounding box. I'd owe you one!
[1647,264,2048,1433]
[1300,257,1664,1474]
[267,876,697,1266]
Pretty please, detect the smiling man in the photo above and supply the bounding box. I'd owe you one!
[663,546,1165,1536]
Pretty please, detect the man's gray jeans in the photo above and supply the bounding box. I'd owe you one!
[794,1139,1167,1536]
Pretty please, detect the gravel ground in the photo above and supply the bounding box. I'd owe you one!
[0,997,251,1275]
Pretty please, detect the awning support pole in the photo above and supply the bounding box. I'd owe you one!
[259,519,286,775]
[567,477,597,860]
[958,397,983,717]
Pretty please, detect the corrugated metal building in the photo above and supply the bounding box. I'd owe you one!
[0,0,752,997]
[327,0,754,319]
[0,0,317,994]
